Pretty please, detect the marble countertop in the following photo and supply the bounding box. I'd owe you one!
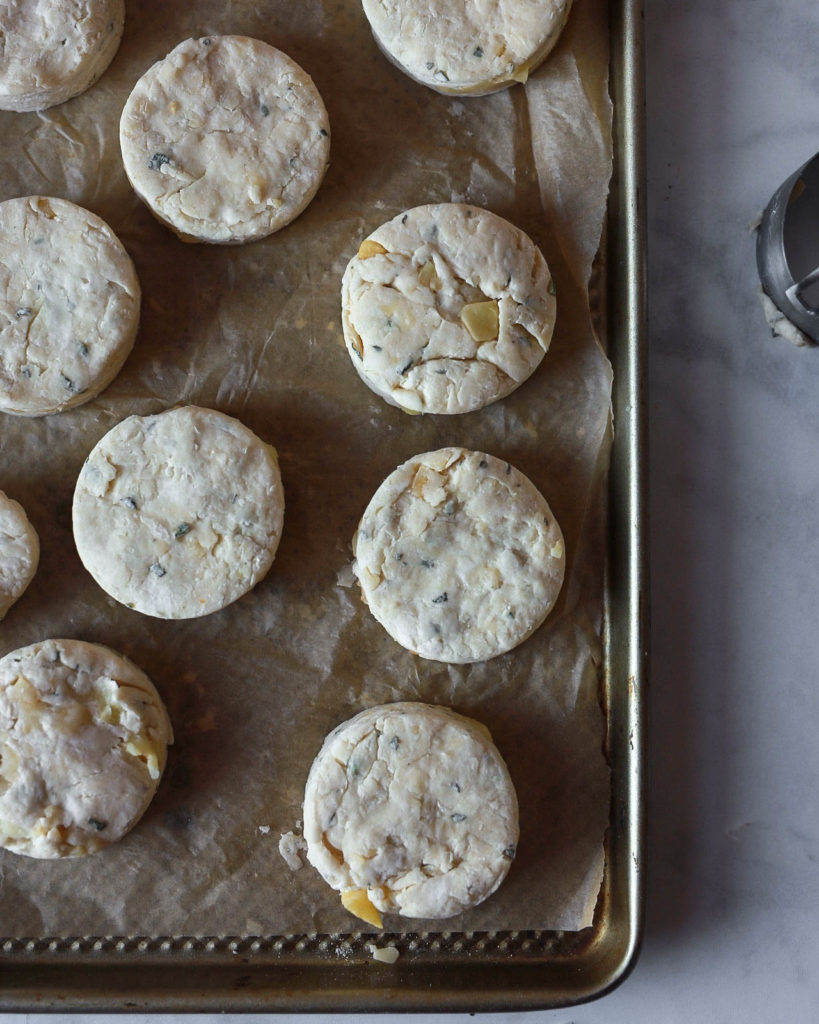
[4,0,819,1021]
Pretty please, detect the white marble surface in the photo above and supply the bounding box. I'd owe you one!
[5,0,819,1020]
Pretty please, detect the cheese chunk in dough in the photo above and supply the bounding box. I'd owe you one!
[342,204,555,414]
[120,35,331,244]
[0,639,172,858]
[361,0,573,96]
[0,0,124,112]
[353,447,565,663]
[0,196,141,416]
[0,491,39,619]
[303,703,519,920]
[72,405,285,619]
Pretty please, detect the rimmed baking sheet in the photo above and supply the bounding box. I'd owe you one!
[0,0,645,1009]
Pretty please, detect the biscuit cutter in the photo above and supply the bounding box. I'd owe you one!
[757,150,819,344]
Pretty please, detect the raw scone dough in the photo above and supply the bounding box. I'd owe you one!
[119,35,331,244]
[303,702,519,921]
[0,0,124,112]
[0,491,39,619]
[760,290,812,348]
[361,0,573,95]
[72,405,285,619]
[0,195,141,416]
[353,447,565,663]
[342,203,556,414]
[0,638,172,858]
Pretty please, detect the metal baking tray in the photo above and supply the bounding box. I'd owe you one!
[0,0,645,1010]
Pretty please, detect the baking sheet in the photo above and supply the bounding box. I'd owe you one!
[0,0,612,938]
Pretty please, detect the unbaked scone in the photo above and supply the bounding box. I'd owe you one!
[119,35,331,244]
[0,491,39,619]
[0,0,124,112]
[361,0,573,95]
[353,447,565,663]
[0,639,172,858]
[72,405,285,619]
[342,203,555,414]
[0,195,141,416]
[303,702,519,922]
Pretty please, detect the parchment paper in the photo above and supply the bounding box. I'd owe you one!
[0,0,613,936]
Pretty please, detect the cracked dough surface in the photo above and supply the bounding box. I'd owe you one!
[0,491,39,619]
[0,0,124,112]
[72,405,285,619]
[342,203,555,414]
[362,0,572,95]
[353,447,565,663]
[0,195,140,416]
[0,638,172,858]
[119,35,331,244]
[303,702,518,920]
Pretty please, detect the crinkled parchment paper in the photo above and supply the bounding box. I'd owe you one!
[0,0,612,936]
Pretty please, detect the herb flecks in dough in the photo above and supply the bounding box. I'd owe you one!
[148,152,172,171]
[73,407,285,620]
[352,448,565,663]
[119,37,331,244]
[0,639,172,859]
[303,704,518,920]
[341,204,555,415]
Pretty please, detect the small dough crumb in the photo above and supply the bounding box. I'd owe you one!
[367,944,400,964]
[279,829,307,871]
[760,289,813,347]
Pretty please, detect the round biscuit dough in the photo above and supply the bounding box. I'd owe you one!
[342,203,556,414]
[0,638,172,858]
[304,702,519,920]
[361,0,573,95]
[72,405,285,619]
[0,0,124,112]
[0,491,39,619]
[119,35,331,244]
[353,447,565,663]
[0,195,141,416]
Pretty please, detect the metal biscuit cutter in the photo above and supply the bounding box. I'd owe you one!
[757,150,819,344]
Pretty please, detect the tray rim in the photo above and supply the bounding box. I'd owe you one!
[0,0,647,1009]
